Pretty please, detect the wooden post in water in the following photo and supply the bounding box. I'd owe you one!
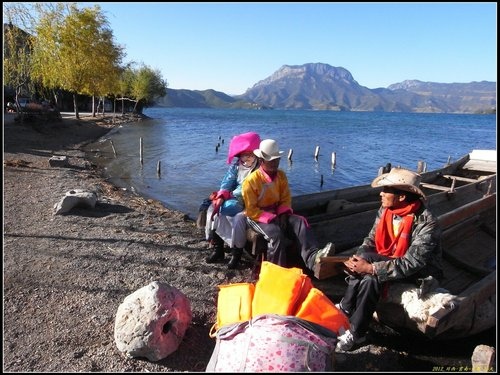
[331,152,336,169]
[320,174,324,187]
[314,145,320,160]
[417,160,427,173]
[110,140,117,157]
[288,149,293,161]
[157,160,161,177]
[140,137,143,164]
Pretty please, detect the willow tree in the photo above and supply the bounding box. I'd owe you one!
[114,64,136,115]
[31,3,123,119]
[130,65,168,114]
[3,3,37,115]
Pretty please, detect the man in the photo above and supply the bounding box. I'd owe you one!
[242,139,333,271]
[336,167,443,352]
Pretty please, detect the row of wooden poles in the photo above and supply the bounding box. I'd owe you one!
[215,139,338,169]
[110,138,428,181]
[108,138,163,176]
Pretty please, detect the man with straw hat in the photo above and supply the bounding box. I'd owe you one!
[335,167,443,352]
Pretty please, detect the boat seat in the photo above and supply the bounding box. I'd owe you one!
[442,174,478,183]
[420,183,453,192]
[421,178,457,193]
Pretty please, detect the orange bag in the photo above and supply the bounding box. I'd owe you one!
[252,261,309,316]
[295,287,350,335]
[210,282,255,337]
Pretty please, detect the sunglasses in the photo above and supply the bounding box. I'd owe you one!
[382,187,402,194]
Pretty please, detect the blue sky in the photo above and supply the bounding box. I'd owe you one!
[83,2,496,95]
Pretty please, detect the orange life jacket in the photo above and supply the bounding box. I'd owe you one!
[211,261,350,336]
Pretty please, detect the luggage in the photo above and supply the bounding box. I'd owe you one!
[206,314,337,372]
[207,262,351,372]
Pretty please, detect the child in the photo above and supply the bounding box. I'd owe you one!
[205,132,261,269]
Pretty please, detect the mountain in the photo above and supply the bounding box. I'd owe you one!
[155,88,269,110]
[154,63,496,114]
[386,80,496,114]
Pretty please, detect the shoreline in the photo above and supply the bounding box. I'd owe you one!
[3,113,494,372]
[3,113,235,372]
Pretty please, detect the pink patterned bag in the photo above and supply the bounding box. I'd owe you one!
[206,314,337,372]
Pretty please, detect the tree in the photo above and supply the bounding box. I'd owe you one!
[3,3,37,116]
[31,3,123,119]
[114,63,136,114]
[130,65,167,114]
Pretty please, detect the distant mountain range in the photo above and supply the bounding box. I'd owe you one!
[154,63,496,114]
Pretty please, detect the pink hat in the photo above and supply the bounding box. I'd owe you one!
[226,132,261,164]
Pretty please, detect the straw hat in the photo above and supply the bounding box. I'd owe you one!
[226,132,261,164]
[371,167,425,198]
[253,139,284,161]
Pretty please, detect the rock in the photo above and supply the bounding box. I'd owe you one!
[114,281,192,362]
[471,344,495,372]
[53,189,97,215]
[48,155,69,167]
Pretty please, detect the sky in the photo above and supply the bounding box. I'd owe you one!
[76,2,495,94]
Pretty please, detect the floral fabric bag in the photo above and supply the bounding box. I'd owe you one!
[206,314,337,372]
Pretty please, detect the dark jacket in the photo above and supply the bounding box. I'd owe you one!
[356,203,443,283]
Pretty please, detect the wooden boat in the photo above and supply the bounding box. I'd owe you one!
[294,150,496,252]
[302,149,496,340]
[293,149,496,220]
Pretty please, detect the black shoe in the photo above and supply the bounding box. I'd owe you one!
[228,248,243,269]
[206,249,225,263]
[206,231,225,263]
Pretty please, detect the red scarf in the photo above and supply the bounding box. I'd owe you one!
[374,200,421,257]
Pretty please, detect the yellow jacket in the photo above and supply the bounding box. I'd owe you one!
[242,167,293,223]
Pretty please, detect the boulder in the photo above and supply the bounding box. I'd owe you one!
[49,155,69,167]
[114,281,192,361]
[53,189,97,215]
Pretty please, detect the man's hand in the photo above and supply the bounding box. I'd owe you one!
[344,255,374,275]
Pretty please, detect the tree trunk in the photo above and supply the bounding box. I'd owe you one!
[73,93,80,119]
[92,96,96,117]
[52,90,59,109]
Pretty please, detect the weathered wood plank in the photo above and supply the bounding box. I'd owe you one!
[420,182,453,192]
[437,193,496,230]
[443,174,478,183]
[313,256,350,279]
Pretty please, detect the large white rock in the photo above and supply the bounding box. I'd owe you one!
[114,281,192,361]
[53,189,97,214]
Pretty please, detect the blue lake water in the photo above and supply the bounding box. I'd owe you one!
[85,108,496,219]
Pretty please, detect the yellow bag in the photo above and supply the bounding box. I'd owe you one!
[252,261,308,316]
[295,287,350,335]
[210,282,255,337]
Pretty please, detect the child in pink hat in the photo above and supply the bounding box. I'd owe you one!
[205,132,261,269]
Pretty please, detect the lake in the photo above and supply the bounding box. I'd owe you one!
[85,108,496,218]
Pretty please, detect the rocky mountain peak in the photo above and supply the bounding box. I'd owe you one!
[388,80,425,90]
[251,63,356,89]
